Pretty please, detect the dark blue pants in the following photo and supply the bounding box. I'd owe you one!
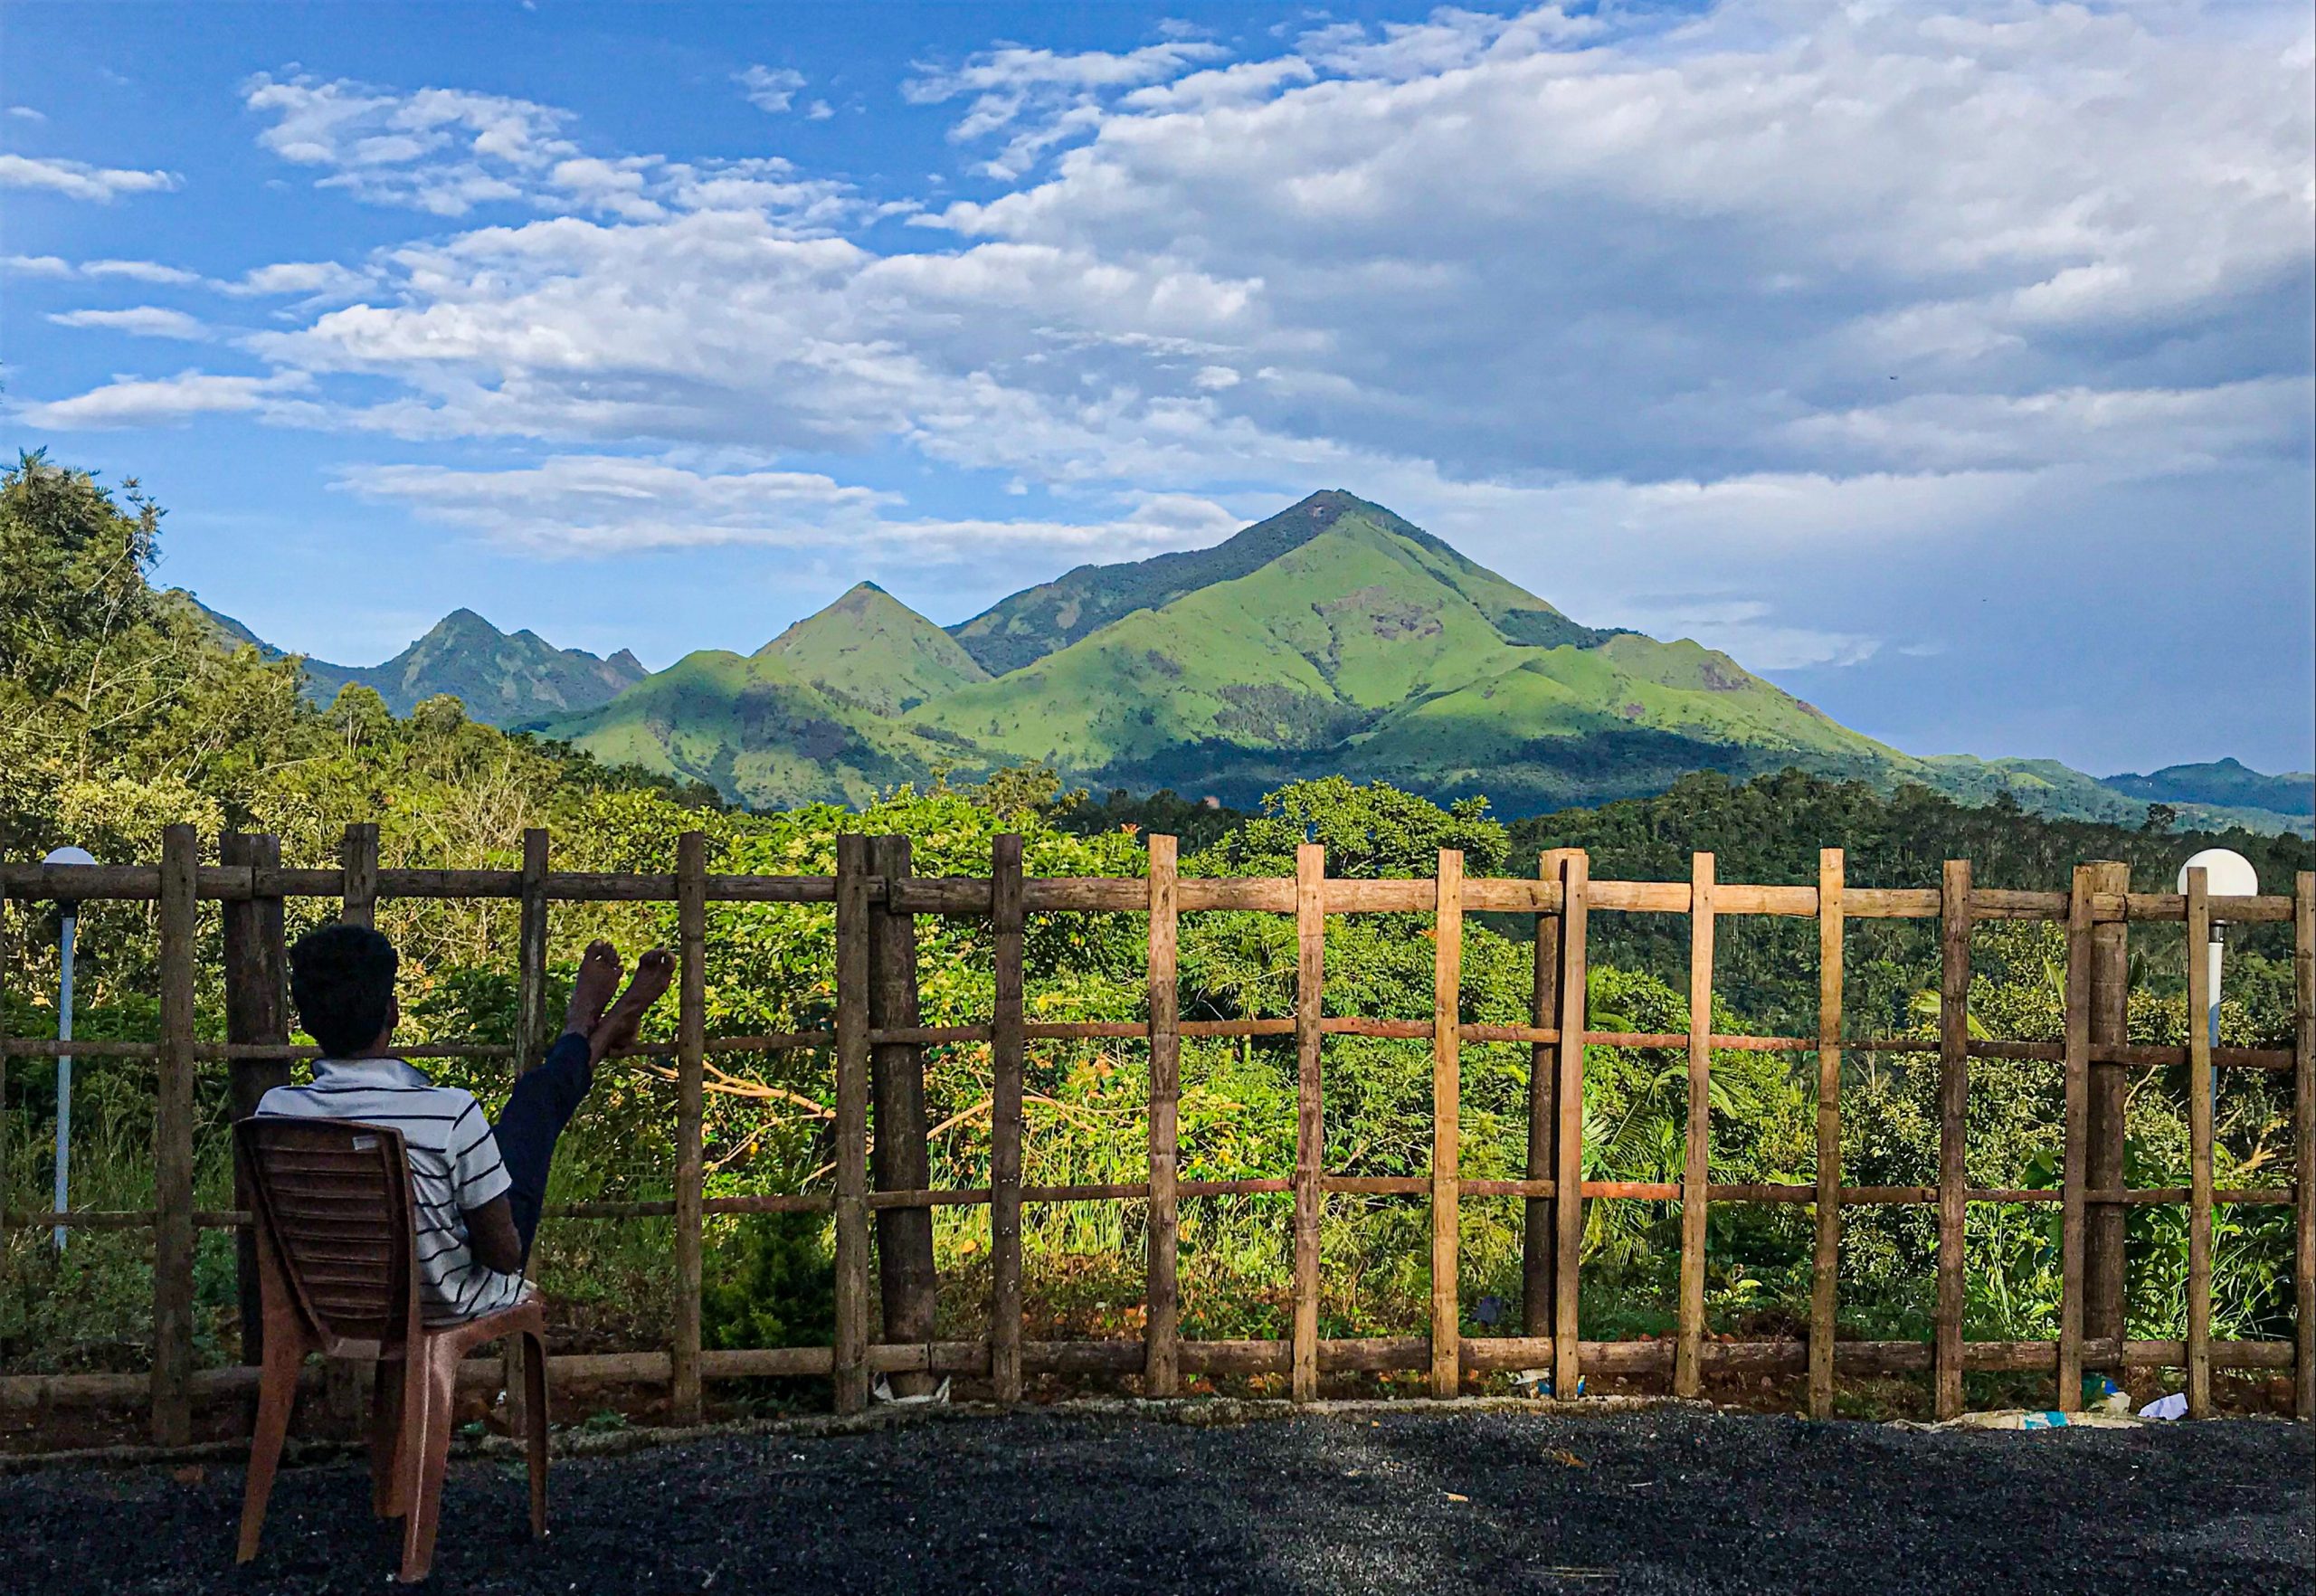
[493,1031,593,1261]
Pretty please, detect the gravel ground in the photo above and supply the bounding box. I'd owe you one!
[3,1404,2309,1594]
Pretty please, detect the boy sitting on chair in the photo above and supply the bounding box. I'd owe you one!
[259,926,670,1324]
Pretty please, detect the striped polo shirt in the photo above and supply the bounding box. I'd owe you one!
[256,1057,527,1325]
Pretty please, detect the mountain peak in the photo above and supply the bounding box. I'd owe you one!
[948,489,1614,675]
[759,583,991,715]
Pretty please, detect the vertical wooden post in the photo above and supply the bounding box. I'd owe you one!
[1935,859,1971,1420]
[151,823,198,1447]
[329,822,380,1429]
[1430,850,1463,1399]
[868,835,938,1396]
[671,831,707,1424]
[2083,860,2131,1354]
[340,822,378,928]
[506,827,550,1429]
[1808,848,1844,1419]
[1291,842,1324,1402]
[1144,835,1182,1398]
[1524,850,1575,1339]
[988,833,1026,1405]
[1552,851,1590,1398]
[1675,852,1714,1400]
[2185,867,2214,1420]
[866,838,935,1390]
[2058,865,2093,1411]
[832,835,874,1415]
[222,831,290,1365]
[514,830,551,1074]
[2293,870,2313,1421]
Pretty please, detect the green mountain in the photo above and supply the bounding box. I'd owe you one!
[485,490,2314,831]
[183,596,648,726]
[758,582,990,715]
[536,645,949,810]
[947,489,1619,675]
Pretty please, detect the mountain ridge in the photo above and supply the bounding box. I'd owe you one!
[185,496,2311,833]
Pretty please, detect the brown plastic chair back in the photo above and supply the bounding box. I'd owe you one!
[235,1117,419,1359]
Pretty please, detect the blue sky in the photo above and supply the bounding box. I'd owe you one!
[5,0,2311,775]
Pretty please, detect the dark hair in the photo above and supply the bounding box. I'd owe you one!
[290,923,399,1058]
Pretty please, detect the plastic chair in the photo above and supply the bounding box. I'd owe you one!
[233,1116,549,1583]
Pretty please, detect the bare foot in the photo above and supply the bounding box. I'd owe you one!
[565,940,623,1036]
[592,947,675,1057]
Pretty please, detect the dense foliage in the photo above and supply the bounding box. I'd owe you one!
[1,460,2306,1405]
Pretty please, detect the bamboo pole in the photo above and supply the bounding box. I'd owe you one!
[2186,866,2213,1419]
[1935,859,1971,1420]
[989,833,1026,1404]
[2084,860,2131,1354]
[1144,835,1182,1398]
[151,826,200,1448]
[1809,848,1843,1419]
[2058,865,2093,1411]
[1675,852,1715,1398]
[671,831,707,1424]
[1430,849,1463,1399]
[1292,841,1324,1403]
[506,827,551,1431]
[832,836,874,1415]
[1553,850,1590,1398]
[2295,870,2314,1420]
[867,835,937,1397]
[1524,849,1575,1338]
[220,831,289,1365]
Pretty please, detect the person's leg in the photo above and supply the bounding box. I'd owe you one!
[496,1031,595,1258]
[495,942,622,1259]
[494,944,675,1260]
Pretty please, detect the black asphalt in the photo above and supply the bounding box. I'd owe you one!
[4,1404,2310,1594]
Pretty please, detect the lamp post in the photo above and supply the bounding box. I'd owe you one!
[43,846,95,1251]
[2177,848,2258,1054]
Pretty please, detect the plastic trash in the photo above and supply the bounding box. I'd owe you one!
[2138,1392,2188,1420]
[871,1374,952,1406]
[1513,1368,1583,1399]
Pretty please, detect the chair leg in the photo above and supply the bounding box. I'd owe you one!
[522,1331,549,1539]
[368,1359,405,1518]
[236,1336,304,1564]
[398,1342,460,1584]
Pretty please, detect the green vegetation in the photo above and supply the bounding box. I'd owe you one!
[4,455,2307,1411]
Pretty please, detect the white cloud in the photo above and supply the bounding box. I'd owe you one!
[0,152,177,201]
[220,260,372,298]
[81,258,203,285]
[904,38,1229,176]
[7,106,47,123]
[736,65,807,114]
[47,306,212,340]
[16,370,314,429]
[3,253,74,276]
[333,452,1244,560]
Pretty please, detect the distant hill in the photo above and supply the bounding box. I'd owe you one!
[184,596,647,726]
[2099,757,2313,831]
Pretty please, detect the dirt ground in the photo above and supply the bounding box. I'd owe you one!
[2,1401,2309,1595]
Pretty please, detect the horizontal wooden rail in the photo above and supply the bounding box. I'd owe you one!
[4,860,2293,927]
[5,1335,2296,1414]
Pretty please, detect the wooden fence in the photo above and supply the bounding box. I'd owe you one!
[3,824,2311,1445]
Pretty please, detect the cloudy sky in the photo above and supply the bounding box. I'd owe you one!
[5,1,2311,774]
